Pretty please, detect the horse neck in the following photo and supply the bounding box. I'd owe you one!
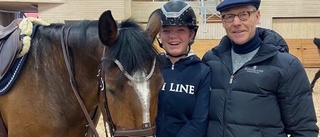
[28,24,103,104]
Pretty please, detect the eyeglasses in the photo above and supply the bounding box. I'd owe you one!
[221,11,256,23]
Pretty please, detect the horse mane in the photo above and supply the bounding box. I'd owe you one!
[104,18,160,75]
[66,20,99,46]
[33,20,98,53]
[29,20,101,79]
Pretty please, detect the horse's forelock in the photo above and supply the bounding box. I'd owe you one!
[119,18,142,30]
[104,19,160,76]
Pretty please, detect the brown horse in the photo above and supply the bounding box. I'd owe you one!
[0,10,162,137]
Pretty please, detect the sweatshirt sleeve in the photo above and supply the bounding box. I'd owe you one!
[278,59,319,137]
[175,66,211,137]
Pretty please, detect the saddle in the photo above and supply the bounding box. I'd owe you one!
[0,19,23,81]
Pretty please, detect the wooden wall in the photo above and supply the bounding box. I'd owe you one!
[191,39,220,58]
[36,0,320,38]
[272,18,320,39]
[259,0,320,17]
[285,39,320,67]
[154,39,221,58]
[2,0,320,67]
[38,0,126,23]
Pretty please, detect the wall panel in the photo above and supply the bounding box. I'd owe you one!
[273,18,320,39]
[260,0,320,17]
[0,0,64,2]
[39,0,125,22]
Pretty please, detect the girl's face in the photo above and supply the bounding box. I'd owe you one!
[159,25,194,57]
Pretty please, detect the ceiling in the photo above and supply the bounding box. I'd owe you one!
[0,2,38,13]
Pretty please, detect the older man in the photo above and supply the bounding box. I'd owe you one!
[202,0,319,136]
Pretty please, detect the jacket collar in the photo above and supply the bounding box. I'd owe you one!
[212,32,279,64]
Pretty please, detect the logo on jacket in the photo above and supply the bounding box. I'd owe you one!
[161,83,195,95]
[245,66,264,74]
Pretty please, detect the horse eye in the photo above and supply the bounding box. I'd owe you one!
[153,72,160,76]
[106,87,115,95]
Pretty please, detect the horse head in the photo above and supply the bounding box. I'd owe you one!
[97,10,163,137]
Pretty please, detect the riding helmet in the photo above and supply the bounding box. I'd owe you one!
[160,0,198,33]
[159,0,198,48]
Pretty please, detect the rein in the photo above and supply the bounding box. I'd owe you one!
[60,26,100,137]
[98,53,156,137]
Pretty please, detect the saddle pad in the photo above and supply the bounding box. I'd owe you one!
[0,54,28,95]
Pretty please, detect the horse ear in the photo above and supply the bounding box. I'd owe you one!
[98,10,118,47]
[145,9,161,42]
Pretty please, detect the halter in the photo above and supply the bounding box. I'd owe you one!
[98,49,157,137]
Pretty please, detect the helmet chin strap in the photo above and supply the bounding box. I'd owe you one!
[157,38,192,58]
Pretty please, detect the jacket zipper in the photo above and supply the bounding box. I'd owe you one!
[222,62,255,137]
[162,64,174,136]
[220,58,233,137]
[229,75,234,84]
[222,74,235,137]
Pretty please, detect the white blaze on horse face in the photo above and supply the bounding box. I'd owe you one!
[128,70,151,125]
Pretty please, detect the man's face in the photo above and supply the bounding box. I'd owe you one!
[221,5,260,45]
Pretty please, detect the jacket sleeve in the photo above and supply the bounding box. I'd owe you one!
[278,58,319,137]
[175,67,211,137]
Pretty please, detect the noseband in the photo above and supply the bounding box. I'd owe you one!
[98,52,157,137]
[113,58,156,82]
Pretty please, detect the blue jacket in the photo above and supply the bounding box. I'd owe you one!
[202,28,319,137]
[156,53,211,137]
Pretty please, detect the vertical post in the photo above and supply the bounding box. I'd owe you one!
[199,0,206,24]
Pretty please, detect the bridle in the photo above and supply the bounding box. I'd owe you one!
[61,23,157,137]
[97,48,157,137]
[61,26,100,137]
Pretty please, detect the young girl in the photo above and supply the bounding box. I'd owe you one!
[155,1,211,137]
